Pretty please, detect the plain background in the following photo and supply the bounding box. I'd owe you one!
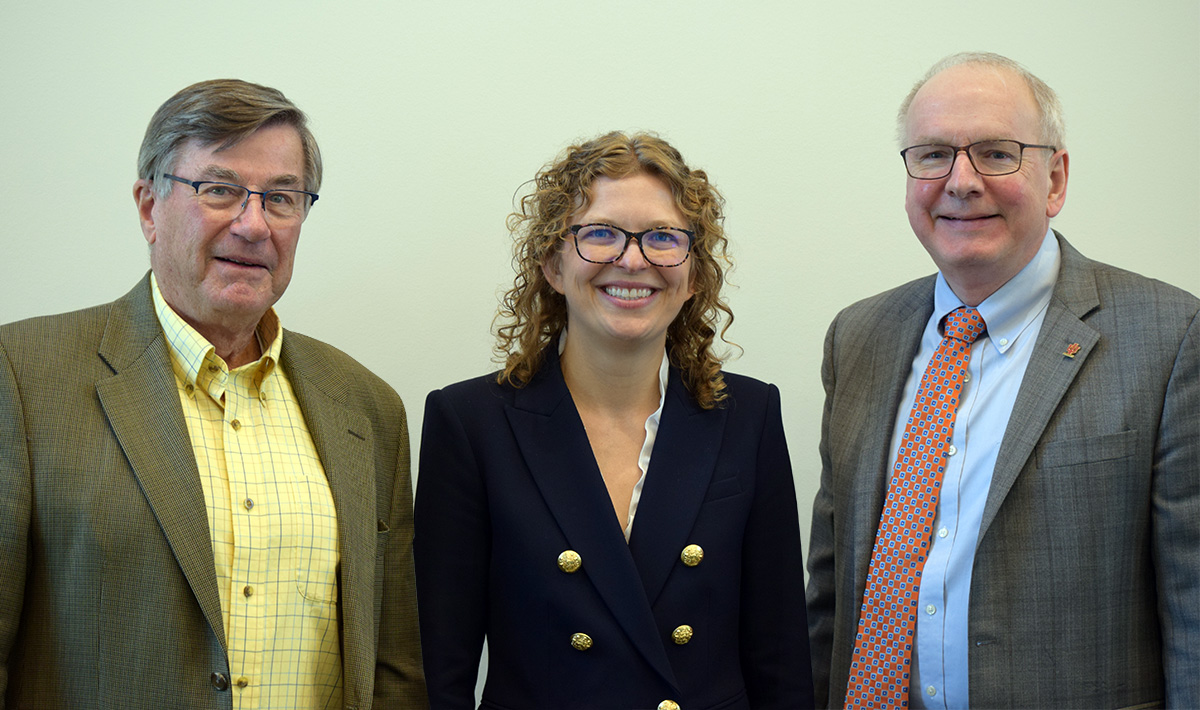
[3,2,1197,683]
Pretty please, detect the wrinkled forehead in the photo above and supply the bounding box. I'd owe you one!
[171,128,306,188]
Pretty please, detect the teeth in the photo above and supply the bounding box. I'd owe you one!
[604,286,652,300]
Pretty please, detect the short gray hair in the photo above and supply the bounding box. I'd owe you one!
[897,52,1065,150]
[137,79,323,197]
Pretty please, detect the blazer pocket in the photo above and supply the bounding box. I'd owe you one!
[376,520,391,558]
[704,475,743,503]
[1036,429,1136,470]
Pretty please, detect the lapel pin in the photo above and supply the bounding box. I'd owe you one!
[1063,343,1081,358]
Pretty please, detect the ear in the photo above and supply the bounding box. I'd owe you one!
[541,250,565,295]
[133,179,160,245]
[1045,149,1069,218]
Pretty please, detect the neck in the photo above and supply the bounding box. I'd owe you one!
[560,335,663,416]
[190,318,263,369]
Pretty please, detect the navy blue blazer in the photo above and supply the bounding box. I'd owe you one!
[415,348,813,710]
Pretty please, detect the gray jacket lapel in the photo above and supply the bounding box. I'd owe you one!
[981,234,1101,536]
[848,280,935,582]
[94,275,226,653]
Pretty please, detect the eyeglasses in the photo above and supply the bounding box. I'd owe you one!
[900,140,1057,180]
[163,174,319,223]
[568,223,694,268]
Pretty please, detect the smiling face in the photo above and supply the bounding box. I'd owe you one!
[904,63,1068,304]
[135,122,307,340]
[542,172,695,353]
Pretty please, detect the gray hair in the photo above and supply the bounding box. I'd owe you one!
[137,79,323,197]
[897,52,1065,150]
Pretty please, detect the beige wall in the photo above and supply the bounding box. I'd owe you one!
[3,0,1197,601]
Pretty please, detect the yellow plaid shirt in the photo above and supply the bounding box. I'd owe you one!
[153,277,343,709]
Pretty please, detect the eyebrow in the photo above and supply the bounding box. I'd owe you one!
[196,165,304,189]
[581,219,690,230]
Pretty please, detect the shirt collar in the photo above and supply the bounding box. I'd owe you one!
[151,274,283,397]
[933,227,1060,354]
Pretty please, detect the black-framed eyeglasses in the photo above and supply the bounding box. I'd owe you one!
[163,174,319,222]
[568,223,694,268]
[900,140,1057,180]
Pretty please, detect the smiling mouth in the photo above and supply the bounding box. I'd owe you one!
[603,286,653,300]
[941,215,996,222]
[216,257,266,269]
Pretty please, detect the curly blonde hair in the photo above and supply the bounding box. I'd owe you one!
[494,131,734,409]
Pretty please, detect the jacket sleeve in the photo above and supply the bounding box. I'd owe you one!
[373,393,431,708]
[0,342,32,708]
[805,317,841,709]
[740,383,815,709]
[1156,309,1200,706]
[414,388,491,710]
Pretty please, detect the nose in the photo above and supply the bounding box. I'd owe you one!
[944,148,983,198]
[230,194,272,242]
[613,236,650,271]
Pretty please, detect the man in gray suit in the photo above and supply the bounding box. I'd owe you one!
[806,52,1198,708]
[0,80,427,708]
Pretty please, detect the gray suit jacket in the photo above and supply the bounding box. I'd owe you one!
[0,274,428,709]
[806,234,1199,709]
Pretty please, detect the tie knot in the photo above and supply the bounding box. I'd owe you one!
[944,307,986,343]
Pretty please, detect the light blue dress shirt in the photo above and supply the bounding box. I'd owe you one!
[886,229,1060,709]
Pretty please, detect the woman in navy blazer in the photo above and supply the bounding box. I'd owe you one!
[415,132,813,710]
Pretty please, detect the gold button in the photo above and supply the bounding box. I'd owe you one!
[235,677,249,688]
[570,632,593,651]
[184,383,195,396]
[658,701,680,710]
[243,498,254,511]
[230,419,241,431]
[243,585,253,598]
[557,550,582,573]
[208,365,221,373]
[680,544,704,567]
[672,624,693,645]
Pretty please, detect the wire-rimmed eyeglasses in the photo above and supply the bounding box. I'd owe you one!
[163,174,319,223]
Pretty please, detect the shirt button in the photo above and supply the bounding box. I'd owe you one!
[230,419,241,431]
[938,527,948,538]
[243,585,253,598]
[963,372,971,383]
[235,677,249,689]
[926,685,937,697]
[998,338,1009,346]
[926,604,936,615]
[243,498,254,511]
[208,364,221,373]
[947,444,957,456]
[184,383,195,396]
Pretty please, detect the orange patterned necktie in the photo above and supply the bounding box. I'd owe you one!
[844,306,986,709]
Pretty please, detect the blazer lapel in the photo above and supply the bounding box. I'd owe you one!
[505,350,680,692]
[94,275,226,652]
[626,370,725,607]
[849,280,936,589]
[282,335,377,706]
[981,235,1101,535]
